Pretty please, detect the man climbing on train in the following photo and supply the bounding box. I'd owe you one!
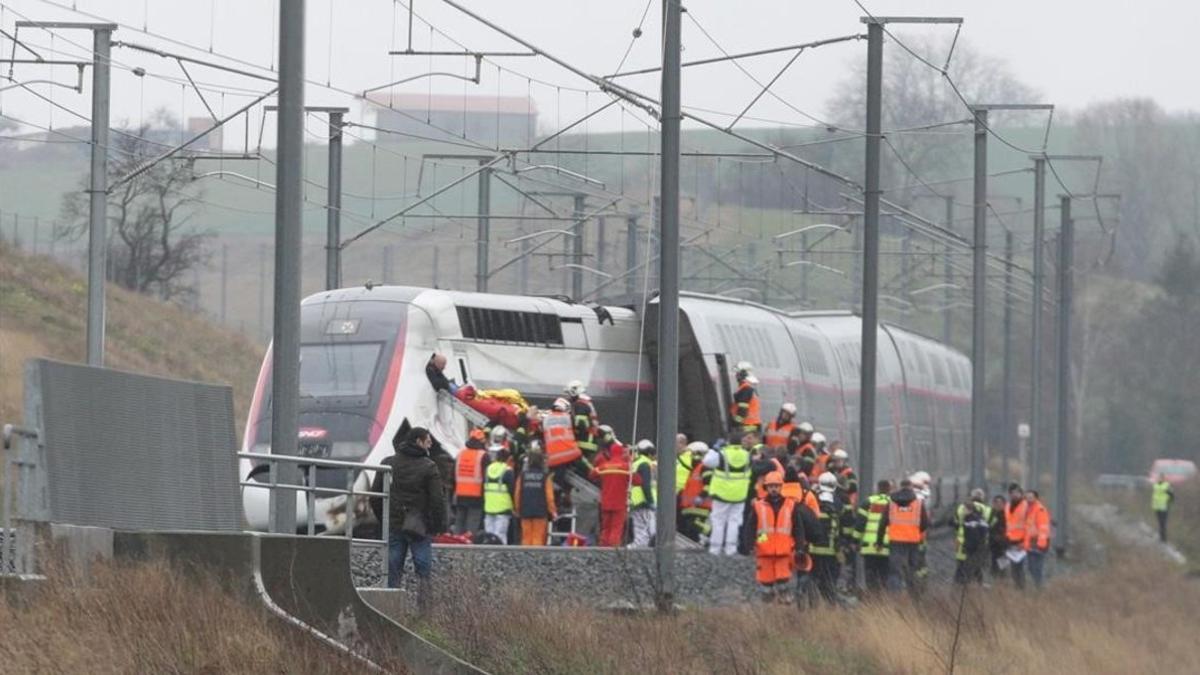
[729,361,762,434]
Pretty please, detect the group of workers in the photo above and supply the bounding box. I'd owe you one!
[443,359,1066,602]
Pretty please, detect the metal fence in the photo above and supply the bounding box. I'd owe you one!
[237,451,392,547]
[1,422,50,577]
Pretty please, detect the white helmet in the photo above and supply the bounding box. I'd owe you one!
[489,426,509,442]
[552,397,571,412]
[798,422,815,434]
[780,402,797,416]
[636,439,656,454]
[909,471,931,488]
[818,471,838,488]
[687,441,710,454]
[810,431,825,445]
[735,361,754,373]
[565,380,586,397]
[832,448,848,461]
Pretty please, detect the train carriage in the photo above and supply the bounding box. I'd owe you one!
[241,284,971,533]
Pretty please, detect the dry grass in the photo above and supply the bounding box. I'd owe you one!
[0,240,262,433]
[0,556,363,674]
[412,551,1199,675]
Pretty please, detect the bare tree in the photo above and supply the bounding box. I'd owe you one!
[57,113,210,302]
[825,34,1038,203]
[1071,98,1200,278]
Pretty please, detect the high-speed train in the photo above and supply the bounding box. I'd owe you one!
[240,285,971,531]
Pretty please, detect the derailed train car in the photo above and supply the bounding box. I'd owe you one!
[240,285,970,532]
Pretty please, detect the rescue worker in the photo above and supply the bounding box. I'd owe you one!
[746,471,810,604]
[515,442,557,546]
[827,447,859,504]
[678,441,713,544]
[878,478,929,597]
[988,495,1009,579]
[763,403,799,451]
[729,361,762,434]
[750,433,785,500]
[1005,483,1029,588]
[909,471,933,586]
[511,405,542,460]
[703,433,753,555]
[1152,474,1175,543]
[482,444,516,544]
[589,425,632,547]
[565,380,600,462]
[810,472,845,604]
[675,433,694,496]
[810,433,831,477]
[1023,489,1051,590]
[952,488,992,585]
[743,434,784,554]
[488,426,512,454]
[452,428,488,534]
[543,398,584,473]
[794,423,817,475]
[630,439,658,547]
[855,480,892,594]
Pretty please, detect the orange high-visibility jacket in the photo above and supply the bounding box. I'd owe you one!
[730,380,762,428]
[781,482,820,516]
[1023,500,1051,552]
[454,447,486,498]
[811,452,830,479]
[754,497,797,557]
[542,412,582,468]
[680,463,712,511]
[1006,500,1028,546]
[887,500,924,544]
[763,420,795,450]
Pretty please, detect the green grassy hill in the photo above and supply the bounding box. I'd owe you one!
[0,240,262,435]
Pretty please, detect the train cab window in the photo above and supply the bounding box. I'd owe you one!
[456,306,564,345]
[299,343,383,398]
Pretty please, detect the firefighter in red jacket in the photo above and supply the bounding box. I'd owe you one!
[589,425,636,547]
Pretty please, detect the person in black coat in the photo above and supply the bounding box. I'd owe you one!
[381,427,446,590]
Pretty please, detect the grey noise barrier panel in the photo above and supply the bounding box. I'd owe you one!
[28,358,241,531]
[113,531,483,674]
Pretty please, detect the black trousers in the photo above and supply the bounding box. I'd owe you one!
[1156,510,1169,542]
[811,555,841,603]
[863,554,890,593]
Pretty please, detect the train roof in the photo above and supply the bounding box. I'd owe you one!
[302,284,639,321]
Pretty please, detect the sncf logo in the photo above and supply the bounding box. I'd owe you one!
[298,428,328,440]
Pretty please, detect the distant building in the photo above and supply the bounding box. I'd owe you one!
[364,93,537,147]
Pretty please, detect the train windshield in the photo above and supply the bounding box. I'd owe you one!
[299,342,383,399]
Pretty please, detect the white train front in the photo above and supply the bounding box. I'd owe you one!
[240,285,971,532]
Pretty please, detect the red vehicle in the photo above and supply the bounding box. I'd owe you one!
[1148,459,1197,486]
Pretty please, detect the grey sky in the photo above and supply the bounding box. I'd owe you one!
[1,0,1195,147]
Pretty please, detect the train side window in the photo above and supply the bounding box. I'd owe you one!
[796,335,829,377]
[947,358,963,388]
[931,353,948,386]
[456,306,564,345]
